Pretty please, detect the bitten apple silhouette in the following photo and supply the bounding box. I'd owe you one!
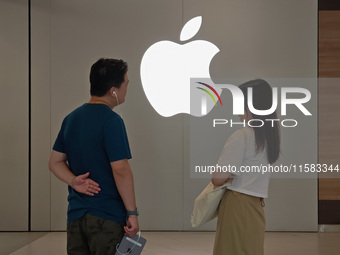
[140,16,220,117]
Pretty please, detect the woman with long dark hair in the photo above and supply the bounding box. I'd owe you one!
[212,79,280,255]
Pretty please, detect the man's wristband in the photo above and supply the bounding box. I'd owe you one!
[127,209,139,216]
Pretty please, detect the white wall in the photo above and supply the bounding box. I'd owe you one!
[1,0,318,231]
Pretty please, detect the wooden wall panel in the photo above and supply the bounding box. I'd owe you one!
[318,11,340,201]
[319,11,340,78]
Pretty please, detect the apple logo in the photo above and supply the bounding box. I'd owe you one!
[140,16,221,117]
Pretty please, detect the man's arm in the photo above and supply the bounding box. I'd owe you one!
[111,159,139,237]
[48,150,100,196]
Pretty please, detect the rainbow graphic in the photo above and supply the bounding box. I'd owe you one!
[196,82,222,106]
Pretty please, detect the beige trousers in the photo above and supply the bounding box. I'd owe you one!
[213,190,265,255]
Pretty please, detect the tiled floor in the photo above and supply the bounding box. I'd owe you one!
[0,232,48,255]
[2,231,340,255]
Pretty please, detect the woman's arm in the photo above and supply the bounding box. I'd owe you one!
[211,130,246,186]
[212,175,233,187]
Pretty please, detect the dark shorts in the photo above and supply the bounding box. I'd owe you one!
[67,213,124,255]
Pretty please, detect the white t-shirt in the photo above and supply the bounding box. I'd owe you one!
[217,127,270,198]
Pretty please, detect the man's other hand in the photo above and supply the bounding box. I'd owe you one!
[72,172,101,196]
[124,216,139,237]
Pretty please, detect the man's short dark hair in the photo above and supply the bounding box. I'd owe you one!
[90,58,128,97]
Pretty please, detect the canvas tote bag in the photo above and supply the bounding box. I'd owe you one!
[191,181,231,228]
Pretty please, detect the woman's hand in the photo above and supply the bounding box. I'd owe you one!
[71,172,101,196]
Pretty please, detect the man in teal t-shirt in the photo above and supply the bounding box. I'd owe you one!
[49,58,139,255]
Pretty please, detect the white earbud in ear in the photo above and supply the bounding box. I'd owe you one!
[112,90,121,115]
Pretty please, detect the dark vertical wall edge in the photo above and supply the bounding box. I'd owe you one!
[28,0,32,232]
[317,3,320,221]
